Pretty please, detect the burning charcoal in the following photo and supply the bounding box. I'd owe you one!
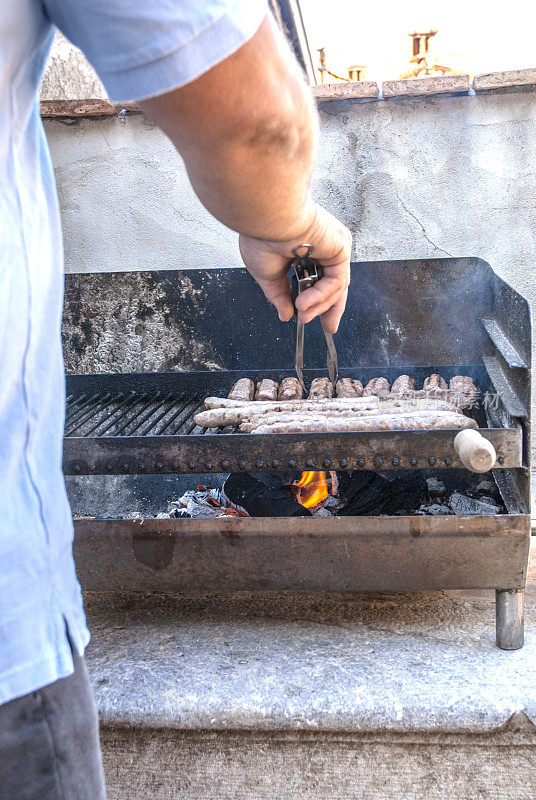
[426,477,446,497]
[449,492,501,516]
[419,503,452,516]
[312,507,332,518]
[169,508,192,518]
[169,487,248,518]
[292,471,335,508]
[222,473,311,517]
[336,472,390,516]
[250,472,300,489]
[385,470,427,514]
[475,480,498,497]
[479,495,502,507]
[323,495,339,510]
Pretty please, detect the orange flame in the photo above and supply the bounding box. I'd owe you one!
[295,471,329,508]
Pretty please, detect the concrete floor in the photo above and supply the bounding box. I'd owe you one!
[84,542,536,799]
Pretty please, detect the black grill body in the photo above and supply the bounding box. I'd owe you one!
[63,258,531,649]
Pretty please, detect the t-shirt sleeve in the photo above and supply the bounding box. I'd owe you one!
[43,0,267,103]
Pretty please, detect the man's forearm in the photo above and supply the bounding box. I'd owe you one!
[139,11,351,334]
[139,15,318,241]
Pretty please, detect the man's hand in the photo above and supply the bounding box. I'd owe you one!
[139,15,352,332]
[239,203,352,334]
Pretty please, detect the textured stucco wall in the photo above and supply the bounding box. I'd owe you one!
[41,32,107,101]
[46,113,241,271]
[44,92,536,306]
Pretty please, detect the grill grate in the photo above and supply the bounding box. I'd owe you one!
[65,391,212,437]
[62,369,523,475]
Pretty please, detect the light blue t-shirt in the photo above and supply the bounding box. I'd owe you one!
[0,0,266,705]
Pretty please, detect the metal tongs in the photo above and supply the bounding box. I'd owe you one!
[290,243,338,389]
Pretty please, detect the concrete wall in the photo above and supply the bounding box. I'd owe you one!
[41,33,107,101]
[44,90,536,308]
[40,35,536,309]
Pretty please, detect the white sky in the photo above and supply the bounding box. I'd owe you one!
[299,0,536,83]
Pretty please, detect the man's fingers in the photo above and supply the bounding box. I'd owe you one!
[294,268,349,312]
[239,208,352,330]
[321,288,348,334]
[294,265,348,319]
[257,276,294,322]
[297,284,347,325]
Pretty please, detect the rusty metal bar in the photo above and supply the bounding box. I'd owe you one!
[64,393,101,427]
[72,514,530,593]
[63,426,522,475]
[112,393,155,435]
[172,400,205,435]
[153,395,191,434]
[65,392,89,420]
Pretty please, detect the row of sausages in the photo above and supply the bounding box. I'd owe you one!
[227,374,477,402]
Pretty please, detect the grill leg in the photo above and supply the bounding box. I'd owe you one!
[495,589,524,650]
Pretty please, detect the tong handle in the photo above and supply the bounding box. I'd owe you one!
[290,243,339,387]
[290,244,321,308]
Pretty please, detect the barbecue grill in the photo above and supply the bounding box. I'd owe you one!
[64,258,531,649]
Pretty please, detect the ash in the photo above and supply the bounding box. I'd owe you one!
[161,469,506,519]
[328,469,505,517]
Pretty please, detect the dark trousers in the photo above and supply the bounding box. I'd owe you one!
[0,652,106,800]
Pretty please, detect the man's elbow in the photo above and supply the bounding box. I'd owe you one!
[234,84,318,166]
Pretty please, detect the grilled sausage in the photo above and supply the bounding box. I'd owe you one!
[335,378,363,398]
[195,398,459,428]
[278,377,303,401]
[255,379,279,401]
[449,376,478,396]
[363,377,390,396]
[239,403,462,432]
[391,375,416,395]
[423,374,448,391]
[228,378,254,401]
[247,410,478,435]
[309,377,334,399]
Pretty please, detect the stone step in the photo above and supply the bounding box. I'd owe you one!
[84,543,536,799]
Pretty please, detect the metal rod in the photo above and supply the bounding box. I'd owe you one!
[138,394,186,435]
[64,393,89,420]
[110,393,154,435]
[128,394,174,435]
[66,393,122,436]
[64,392,96,422]
[81,393,129,436]
[92,391,141,436]
[153,395,191,434]
[495,589,524,650]
[64,393,104,431]
[167,398,204,434]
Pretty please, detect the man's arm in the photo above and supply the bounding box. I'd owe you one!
[139,14,351,333]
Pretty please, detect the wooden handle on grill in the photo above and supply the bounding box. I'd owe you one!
[454,430,497,473]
